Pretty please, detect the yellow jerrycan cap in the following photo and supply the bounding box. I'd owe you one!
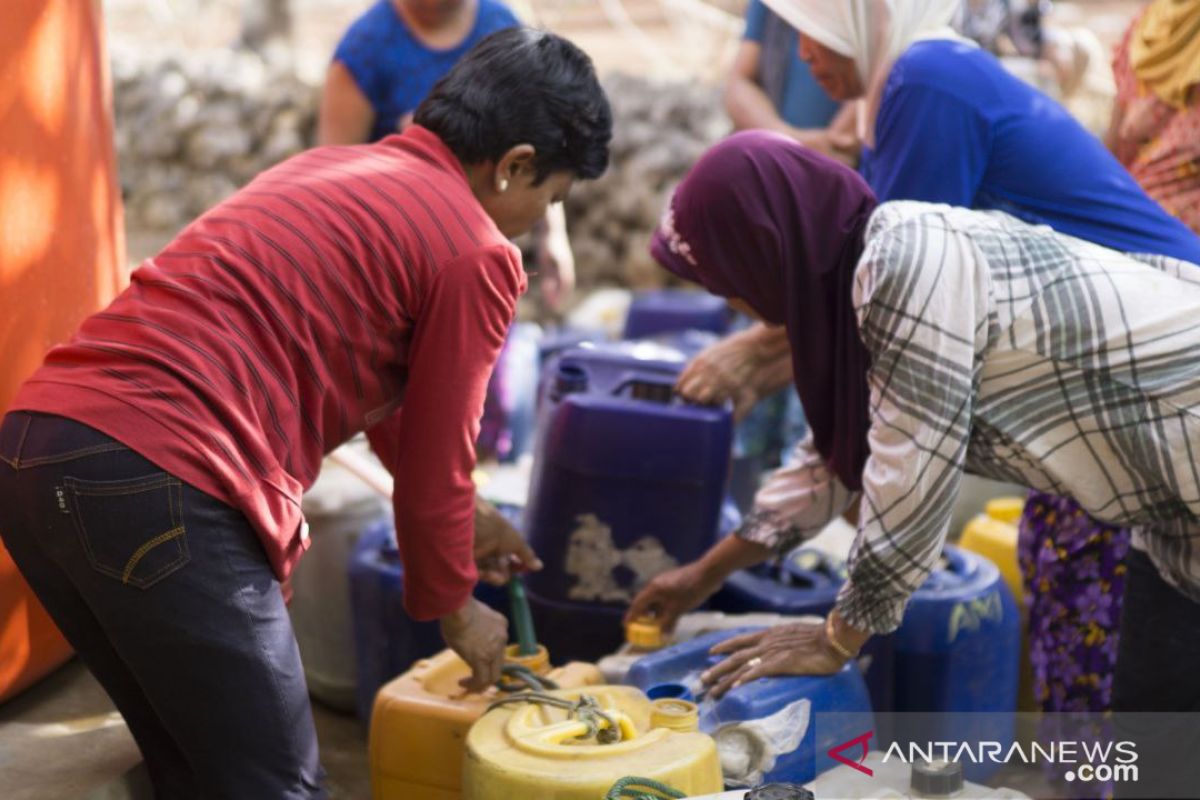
[984,496,1025,525]
[626,617,665,650]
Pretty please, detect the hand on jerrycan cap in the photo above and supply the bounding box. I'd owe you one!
[440,597,509,693]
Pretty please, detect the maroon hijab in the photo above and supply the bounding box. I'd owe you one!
[650,130,877,491]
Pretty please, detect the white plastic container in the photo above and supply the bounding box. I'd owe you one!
[566,287,632,339]
[288,438,389,711]
[685,752,1031,799]
[811,753,1029,800]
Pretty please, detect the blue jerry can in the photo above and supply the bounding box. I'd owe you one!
[709,550,893,714]
[348,509,520,722]
[348,519,441,723]
[622,289,734,340]
[537,327,605,370]
[713,548,846,616]
[524,351,733,662]
[627,628,874,786]
[889,545,1020,782]
[540,338,693,400]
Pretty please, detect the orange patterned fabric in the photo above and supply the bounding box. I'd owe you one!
[0,0,126,701]
[1112,6,1200,234]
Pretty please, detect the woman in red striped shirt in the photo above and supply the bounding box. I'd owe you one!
[0,28,610,799]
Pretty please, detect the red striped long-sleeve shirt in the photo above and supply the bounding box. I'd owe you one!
[12,126,526,620]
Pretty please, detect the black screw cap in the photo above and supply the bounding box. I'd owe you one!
[911,759,965,797]
[744,784,815,800]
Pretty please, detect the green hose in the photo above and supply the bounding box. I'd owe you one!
[604,776,687,800]
[507,576,539,656]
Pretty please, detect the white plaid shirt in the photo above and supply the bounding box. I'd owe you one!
[739,201,1200,633]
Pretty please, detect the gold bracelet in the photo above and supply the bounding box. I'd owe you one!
[825,614,856,661]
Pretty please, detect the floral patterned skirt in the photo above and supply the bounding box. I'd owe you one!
[1018,491,1132,713]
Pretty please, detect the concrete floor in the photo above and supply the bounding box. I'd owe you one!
[311,701,372,800]
[0,660,376,799]
[0,661,148,800]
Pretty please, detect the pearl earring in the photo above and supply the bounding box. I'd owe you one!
[498,179,509,193]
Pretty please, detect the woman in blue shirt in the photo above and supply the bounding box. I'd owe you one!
[319,0,519,144]
[318,1,576,309]
[765,0,1200,259]
[725,0,855,160]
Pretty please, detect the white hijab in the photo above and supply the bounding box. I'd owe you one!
[761,0,967,145]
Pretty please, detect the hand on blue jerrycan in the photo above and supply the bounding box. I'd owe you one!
[627,627,874,787]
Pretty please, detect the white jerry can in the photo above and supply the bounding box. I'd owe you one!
[685,752,1031,799]
[289,438,389,711]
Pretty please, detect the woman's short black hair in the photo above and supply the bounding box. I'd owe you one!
[414,27,612,183]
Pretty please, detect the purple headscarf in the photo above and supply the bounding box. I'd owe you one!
[650,130,877,491]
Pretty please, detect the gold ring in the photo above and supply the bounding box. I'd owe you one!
[746,656,763,668]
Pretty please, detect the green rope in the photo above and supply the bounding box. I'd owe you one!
[495,663,560,693]
[604,776,687,800]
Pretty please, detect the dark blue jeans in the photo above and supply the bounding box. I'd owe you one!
[0,412,326,799]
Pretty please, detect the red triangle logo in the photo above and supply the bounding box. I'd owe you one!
[828,731,874,776]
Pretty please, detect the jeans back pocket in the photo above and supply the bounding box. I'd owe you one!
[64,473,189,589]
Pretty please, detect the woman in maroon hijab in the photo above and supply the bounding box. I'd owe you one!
[636,131,1200,741]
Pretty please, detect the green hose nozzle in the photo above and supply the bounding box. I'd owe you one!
[507,576,539,657]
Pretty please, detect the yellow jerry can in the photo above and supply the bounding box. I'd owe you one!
[958,495,1040,713]
[462,686,723,800]
[959,496,1025,604]
[369,645,603,800]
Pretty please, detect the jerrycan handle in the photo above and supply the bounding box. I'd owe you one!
[497,697,640,747]
[756,552,816,583]
[923,547,973,591]
[942,547,970,575]
[938,547,971,578]
[611,376,735,412]
[783,549,845,588]
[611,375,677,404]
[516,711,639,746]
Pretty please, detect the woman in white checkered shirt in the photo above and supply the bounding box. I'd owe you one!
[633,132,1200,744]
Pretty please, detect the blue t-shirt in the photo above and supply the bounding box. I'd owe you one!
[743,0,839,129]
[333,0,520,142]
[860,40,1200,263]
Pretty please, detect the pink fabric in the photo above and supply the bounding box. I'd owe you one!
[1112,8,1200,234]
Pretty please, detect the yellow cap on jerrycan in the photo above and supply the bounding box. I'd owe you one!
[462,686,723,800]
[649,698,700,733]
[368,645,603,800]
[625,617,665,651]
[985,497,1025,525]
